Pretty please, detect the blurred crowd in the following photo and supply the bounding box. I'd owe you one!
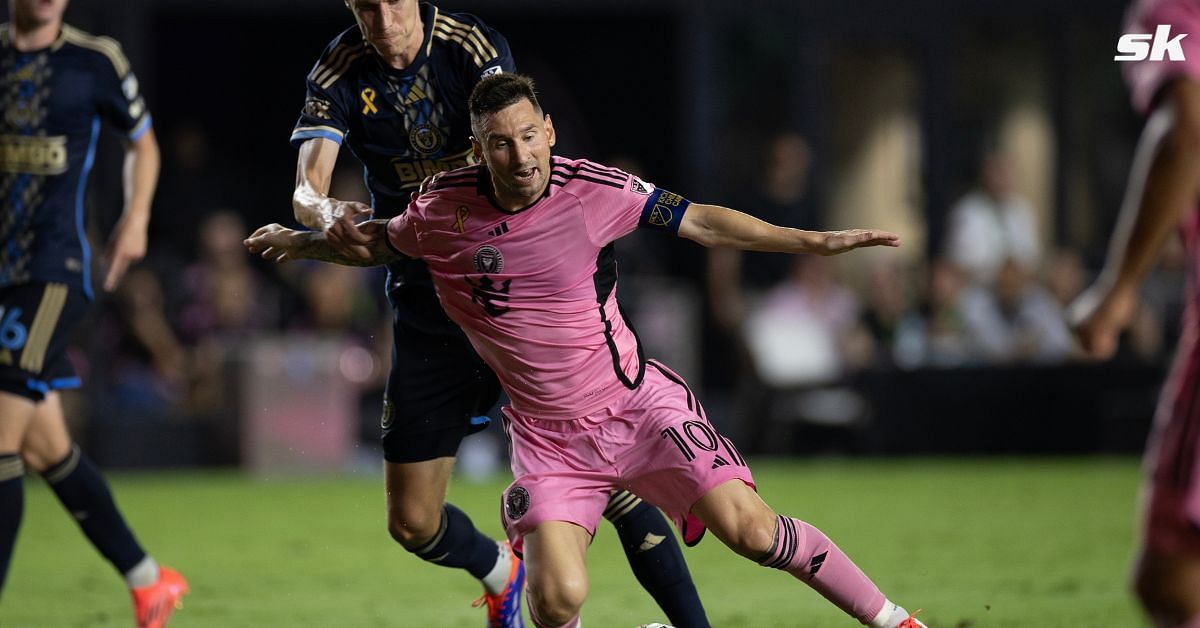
[72,126,1184,460]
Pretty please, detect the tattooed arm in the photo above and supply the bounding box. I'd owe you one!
[244,219,402,267]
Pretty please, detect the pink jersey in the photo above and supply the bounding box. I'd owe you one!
[387,156,691,419]
[1122,0,1200,113]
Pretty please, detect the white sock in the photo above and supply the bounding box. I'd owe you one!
[869,599,915,628]
[124,556,160,589]
[479,542,512,595]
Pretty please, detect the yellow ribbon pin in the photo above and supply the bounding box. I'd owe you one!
[361,87,378,115]
[453,206,469,233]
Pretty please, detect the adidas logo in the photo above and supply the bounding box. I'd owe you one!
[487,221,510,237]
[637,533,666,553]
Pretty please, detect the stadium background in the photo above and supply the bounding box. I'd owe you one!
[0,0,1170,625]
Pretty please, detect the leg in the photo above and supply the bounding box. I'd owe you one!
[0,390,36,596]
[603,490,708,627]
[692,479,916,627]
[524,521,590,628]
[1133,548,1200,627]
[21,393,153,581]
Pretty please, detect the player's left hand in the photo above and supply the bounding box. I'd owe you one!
[245,223,303,263]
[102,215,149,292]
[1067,283,1136,360]
[819,229,901,255]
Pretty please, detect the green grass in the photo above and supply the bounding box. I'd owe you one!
[1,458,1144,627]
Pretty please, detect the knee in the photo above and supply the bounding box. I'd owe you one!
[717,509,777,560]
[387,503,443,550]
[528,576,587,627]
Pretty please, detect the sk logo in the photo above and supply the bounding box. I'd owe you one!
[360,87,378,115]
[453,206,469,233]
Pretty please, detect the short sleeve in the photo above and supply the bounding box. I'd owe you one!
[93,39,151,140]
[386,213,420,258]
[290,61,352,146]
[581,168,691,246]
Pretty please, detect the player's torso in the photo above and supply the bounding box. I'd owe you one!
[328,45,477,217]
[0,33,117,290]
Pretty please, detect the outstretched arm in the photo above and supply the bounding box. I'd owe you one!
[677,203,900,255]
[244,219,400,267]
[1069,80,1200,359]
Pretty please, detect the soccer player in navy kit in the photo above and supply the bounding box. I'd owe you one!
[289,2,706,626]
[0,0,187,626]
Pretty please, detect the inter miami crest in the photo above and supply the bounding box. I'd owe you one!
[505,485,530,520]
[473,244,504,274]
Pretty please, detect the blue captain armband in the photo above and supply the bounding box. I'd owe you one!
[638,188,691,233]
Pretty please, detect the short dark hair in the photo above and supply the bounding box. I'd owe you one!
[469,73,542,137]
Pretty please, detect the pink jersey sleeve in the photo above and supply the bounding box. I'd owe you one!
[1123,0,1200,113]
[567,158,691,246]
[386,213,419,258]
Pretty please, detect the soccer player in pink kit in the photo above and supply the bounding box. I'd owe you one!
[1070,1,1200,625]
[247,73,925,627]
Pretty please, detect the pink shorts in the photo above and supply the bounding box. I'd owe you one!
[499,360,755,553]
[1142,328,1200,555]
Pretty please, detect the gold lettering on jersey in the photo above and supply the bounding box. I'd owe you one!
[453,206,469,233]
[360,87,378,115]
[0,134,68,175]
[392,148,475,189]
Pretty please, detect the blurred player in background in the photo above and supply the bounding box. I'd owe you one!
[288,2,706,626]
[0,0,187,626]
[249,72,926,628]
[1071,0,1200,624]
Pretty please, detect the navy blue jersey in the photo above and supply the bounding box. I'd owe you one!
[0,25,150,298]
[291,3,514,331]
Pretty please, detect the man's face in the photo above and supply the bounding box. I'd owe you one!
[472,99,556,209]
[346,0,419,58]
[10,0,68,29]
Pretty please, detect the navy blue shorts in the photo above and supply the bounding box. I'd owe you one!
[381,316,501,464]
[0,282,87,402]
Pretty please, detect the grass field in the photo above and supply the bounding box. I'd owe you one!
[1,457,1144,627]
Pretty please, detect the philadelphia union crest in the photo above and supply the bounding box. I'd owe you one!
[409,122,443,156]
[473,245,504,274]
[505,485,530,520]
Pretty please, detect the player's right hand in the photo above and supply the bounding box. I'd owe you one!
[1067,284,1137,360]
[244,223,302,264]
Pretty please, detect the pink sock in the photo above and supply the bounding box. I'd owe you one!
[758,515,886,625]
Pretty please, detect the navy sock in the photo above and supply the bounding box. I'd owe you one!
[410,503,501,580]
[42,445,146,574]
[0,453,25,597]
[605,491,710,628]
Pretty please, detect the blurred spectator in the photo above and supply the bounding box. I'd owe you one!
[857,258,925,369]
[944,148,1041,285]
[180,210,276,340]
[961,258,1074,364]
[907,259,978,367]
[94,267,188,420]
[744,256,865,386]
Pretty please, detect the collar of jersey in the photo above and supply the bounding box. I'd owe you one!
[479,164,554,215]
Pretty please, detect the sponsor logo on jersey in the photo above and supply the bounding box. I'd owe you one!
[505,485,530,520]
[391,147,475,189]
[473,244,504,274]
[409,122,443,156]
[0,134,68,175]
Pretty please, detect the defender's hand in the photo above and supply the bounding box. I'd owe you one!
[1068,284,1137,360]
